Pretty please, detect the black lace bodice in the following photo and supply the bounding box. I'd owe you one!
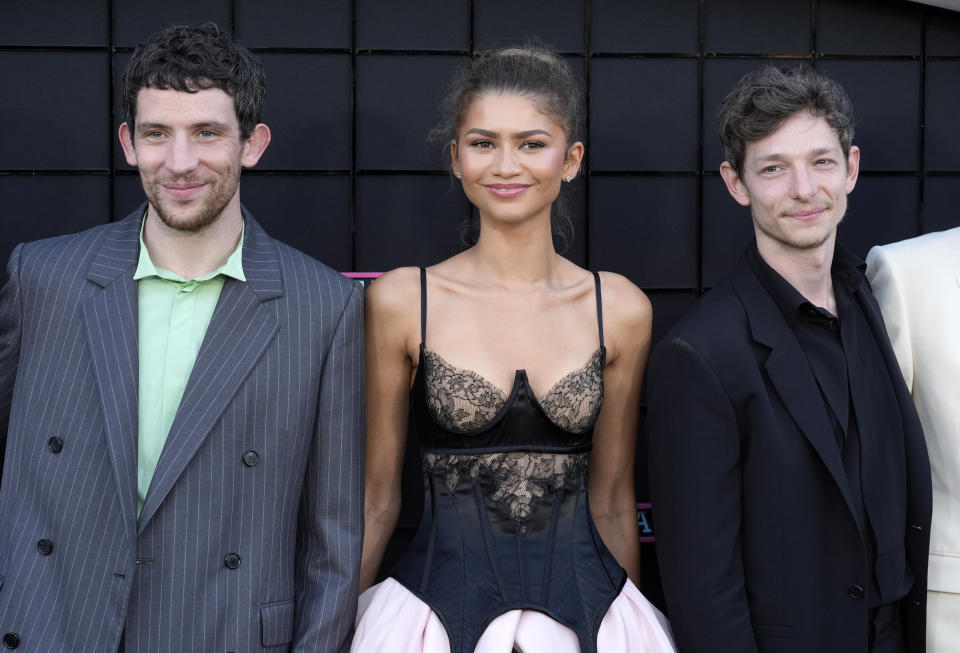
[421,348,602,530]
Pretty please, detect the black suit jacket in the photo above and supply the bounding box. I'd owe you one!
[646,252,931,653]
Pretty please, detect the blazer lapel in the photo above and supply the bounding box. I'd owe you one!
[137,214,282,532]
[731,259,859,521]
[82,210,144,544]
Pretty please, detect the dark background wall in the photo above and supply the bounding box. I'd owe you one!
[3,0,959,603]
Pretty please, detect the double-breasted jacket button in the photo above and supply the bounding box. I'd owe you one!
[242,450,260,467]
[224,553,241,570]
[847,584,864,600]
[37,539,54,556]
[2,632,19,649]
[47,437,63,453]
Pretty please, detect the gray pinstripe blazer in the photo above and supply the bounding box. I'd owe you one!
[0,207,364,652]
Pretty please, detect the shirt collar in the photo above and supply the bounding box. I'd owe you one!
[746,239,864,327]
[133,214,246,283]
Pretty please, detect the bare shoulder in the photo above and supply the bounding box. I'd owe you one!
[365,266,420,315]
[364,267,423,352]
[596,271,652,336]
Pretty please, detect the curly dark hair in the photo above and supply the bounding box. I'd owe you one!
[431,43,585,251]
[717,66,854,174]
[121,22,265,141]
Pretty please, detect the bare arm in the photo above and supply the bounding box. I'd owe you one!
[359,268,420,592]
[588,272,652,585]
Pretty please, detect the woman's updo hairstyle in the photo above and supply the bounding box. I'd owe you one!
[431,43,585,251]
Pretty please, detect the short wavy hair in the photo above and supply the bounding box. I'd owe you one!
[121,22,265,141]
[717,66,854,174]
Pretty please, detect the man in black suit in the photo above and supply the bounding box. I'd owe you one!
[646,66,931,653]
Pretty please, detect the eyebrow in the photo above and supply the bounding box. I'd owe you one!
[755,146,839,162]
[136,121,232,132]
[465,128,553,139]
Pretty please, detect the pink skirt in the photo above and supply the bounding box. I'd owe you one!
[352,577,676,652]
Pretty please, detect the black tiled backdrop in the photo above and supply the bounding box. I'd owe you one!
[4,0,960,603]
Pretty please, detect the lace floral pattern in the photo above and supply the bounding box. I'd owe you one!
[423,451,590,531]
[424,348,604,434]
[423,350,507,432]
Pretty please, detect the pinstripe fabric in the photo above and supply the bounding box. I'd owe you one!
[0,207,364,652]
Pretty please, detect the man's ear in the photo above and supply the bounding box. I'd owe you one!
[845,145,861,195]
[118,123,138,167]
[719,161,751,207]
[241,123,271,168]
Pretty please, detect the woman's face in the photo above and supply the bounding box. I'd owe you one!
[451,93,582,228]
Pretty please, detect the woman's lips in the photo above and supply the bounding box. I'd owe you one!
[485,184,530,198]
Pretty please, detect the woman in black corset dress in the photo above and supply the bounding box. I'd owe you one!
[353,44,676,653]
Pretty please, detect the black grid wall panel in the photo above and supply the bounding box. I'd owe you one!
[258,54,352,171]
[0,0,108,46]
[925,61,960,171]
[113,0,232,47]
[356,55,466,171]
[590,0,699,54]
[241,175,353,271]
[701,176,756,289]
[816,60,921,172]
[1,51,110,170]
[590,58,699,172]
[473,0,585,52]
[816,0,922,55]
[704,0,810,54]
[356,0,470,51]
[838,176,920,259]
[235,0,351,49]
[355,175,470,271]
[588,177,698,289]
[927,7,960,55]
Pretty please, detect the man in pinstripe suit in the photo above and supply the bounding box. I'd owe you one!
[0,24,364,652]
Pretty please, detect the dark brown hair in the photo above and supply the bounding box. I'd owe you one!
[121,23,266,141]
[717,66,854,174]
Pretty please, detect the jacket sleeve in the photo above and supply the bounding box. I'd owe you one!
[646,335,758,653]
[0,244,24,489]
[865,245,914,392]
[293,281,365,652]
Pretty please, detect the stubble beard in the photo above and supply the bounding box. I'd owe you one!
[752,205,844,253]
[143,159,242,234]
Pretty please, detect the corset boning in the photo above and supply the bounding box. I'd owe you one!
[391,446,626,653]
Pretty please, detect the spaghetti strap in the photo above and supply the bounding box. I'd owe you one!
[419,266,428,346]
[592,271,604,349]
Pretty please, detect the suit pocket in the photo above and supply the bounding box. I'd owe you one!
[260,600,295,647]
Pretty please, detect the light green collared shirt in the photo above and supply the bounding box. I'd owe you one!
[134,219,245,514]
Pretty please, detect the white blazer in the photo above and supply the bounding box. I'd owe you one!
[867,226,960,594]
